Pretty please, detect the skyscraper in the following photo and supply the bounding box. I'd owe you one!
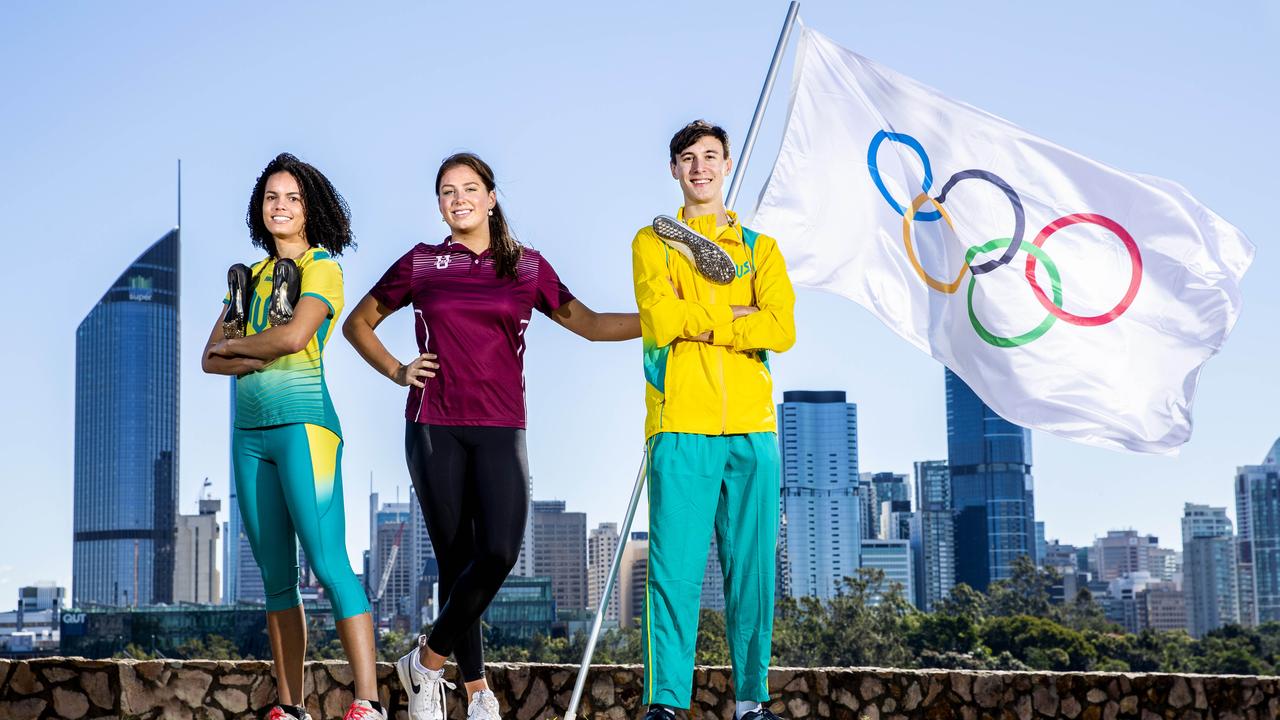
[945,369,1035,591]
[531,500,587,612]
[1236,439,1280,625]
[860,539,914,607]
[1092,530,1162,582]
[408,482,437,626]
[1181,503,1238,637]
[73,228,180,607]
[862,472,909,540]
[224,381,263,605]
[619,532,649,628]
[368,494,412,627]
[778,391,860,600]
[587,523,621,623]
[910,460,955,612]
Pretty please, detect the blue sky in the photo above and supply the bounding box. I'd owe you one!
[0,1,1275,604]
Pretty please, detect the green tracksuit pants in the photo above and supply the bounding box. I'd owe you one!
[642,431,781,708]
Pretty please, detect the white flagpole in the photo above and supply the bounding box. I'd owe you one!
[564,5,800,719]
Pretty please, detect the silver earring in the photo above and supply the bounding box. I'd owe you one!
[488,209,494,217]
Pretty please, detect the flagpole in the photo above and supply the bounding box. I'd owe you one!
[563,6,800,720]
[725,0,801,212]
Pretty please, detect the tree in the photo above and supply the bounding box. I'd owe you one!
[986,556,1055,618]
[772,568,914,668]
[980,615,1096,671]
[695,609,732,665]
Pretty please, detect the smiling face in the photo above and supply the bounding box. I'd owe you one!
[437,164,496,235]
[261,171,306,242]
[670,134,733,208]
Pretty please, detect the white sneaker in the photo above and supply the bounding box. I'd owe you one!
[467,689,501,720]
[344,699,387,720]
[397,635,456,720]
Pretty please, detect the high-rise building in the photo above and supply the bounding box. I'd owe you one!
[174,497,221,604]
[863,472,909,540]
[407,483,437,627]
[945,369,1035,591]
[1035,521,1047,566]
[368,495,412,627]
[1092,530,1162,582]
[223,381,263,605]
[587,523,621,623]
[1236,439,1280,625]
[532,500,587,613]
[879,500,912,541]
[512,475,536,578]
[778,391,860,599]
[856,476,875,542]
[910,460,954,612]
[860,539,914,606]
[619,532,649,628]
[1138,583,1188,633]
[73,228,180,607]
[1181,503,1238,637]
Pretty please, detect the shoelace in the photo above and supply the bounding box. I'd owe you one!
[343,702,383,720]
[468,691,500,720]
[428,672,457,720]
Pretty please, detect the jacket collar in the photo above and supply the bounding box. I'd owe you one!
[676,207,741,244]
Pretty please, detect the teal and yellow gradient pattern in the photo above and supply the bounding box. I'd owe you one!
[232,247,344,437]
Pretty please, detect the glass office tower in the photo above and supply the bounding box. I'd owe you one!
[73,229,180,606]
[945,369,1035,591]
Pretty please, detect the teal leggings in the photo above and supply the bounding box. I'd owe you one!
[232,423,370,620]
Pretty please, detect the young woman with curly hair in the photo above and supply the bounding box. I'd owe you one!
[202,153,386,720]
[343,152,639,720]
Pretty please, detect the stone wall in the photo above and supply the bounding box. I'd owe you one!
[2,658,1278,719]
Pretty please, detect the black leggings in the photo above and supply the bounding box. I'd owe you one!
[405,422,529,681]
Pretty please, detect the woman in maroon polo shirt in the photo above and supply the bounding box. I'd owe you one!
[343,152,638,720]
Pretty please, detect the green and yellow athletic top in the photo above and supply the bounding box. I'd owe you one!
[631,208,796,439]
[226,246,344,437]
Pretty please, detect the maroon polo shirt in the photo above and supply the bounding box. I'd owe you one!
[370,239,575,428]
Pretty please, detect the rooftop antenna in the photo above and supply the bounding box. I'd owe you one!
[177,159,182,229]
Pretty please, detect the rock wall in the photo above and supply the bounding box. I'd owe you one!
[2,658,1278,719]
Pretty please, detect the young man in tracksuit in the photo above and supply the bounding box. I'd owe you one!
[631,120,796,720]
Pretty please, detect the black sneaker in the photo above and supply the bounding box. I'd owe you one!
[223,263,252,339]
[741,709,785,720]
[642,706,678,720]
[268,258,301,326]
[652,215,736,286]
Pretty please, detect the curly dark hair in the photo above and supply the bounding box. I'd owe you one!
[435,152,521,279]
[246,153,355,257]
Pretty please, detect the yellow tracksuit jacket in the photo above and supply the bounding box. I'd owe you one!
[632,208,796,439]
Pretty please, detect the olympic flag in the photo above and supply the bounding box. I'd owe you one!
[751,26,1254,454]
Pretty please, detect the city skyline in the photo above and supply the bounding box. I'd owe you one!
[2,2,1276,605]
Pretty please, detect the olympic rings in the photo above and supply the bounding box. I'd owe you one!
[903,192,965,294]
[1025,213,1142,327]
[867,131,1143,347]
[966,238,1062,348]
[935,169,1025,276]
[868,130,941,221]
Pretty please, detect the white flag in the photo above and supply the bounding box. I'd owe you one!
[751,25,1254,454]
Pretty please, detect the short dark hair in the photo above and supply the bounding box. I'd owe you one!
[246,153,355,257]
[669,120,730,164]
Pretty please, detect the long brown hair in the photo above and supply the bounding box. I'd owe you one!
[435,153,521,279]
